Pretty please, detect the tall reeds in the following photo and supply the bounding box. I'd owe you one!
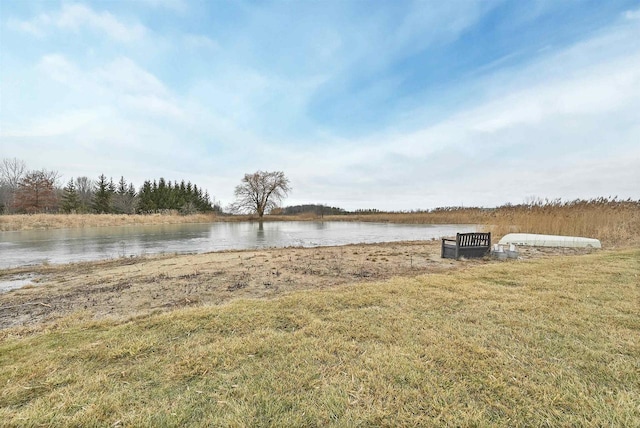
[0,212,220,231]
[324,197,640,246]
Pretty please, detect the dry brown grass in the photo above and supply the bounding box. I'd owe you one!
[0,241,469,330]
[325,198,640,247]
[1,249,638,426]
[0,212,221,231]
[483,198,640,247]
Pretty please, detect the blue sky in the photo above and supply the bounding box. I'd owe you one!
[1,0,639,210]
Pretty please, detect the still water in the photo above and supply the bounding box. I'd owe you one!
[0,221,476,269]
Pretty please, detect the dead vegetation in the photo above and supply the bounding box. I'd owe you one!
[0,212,220,231]
[323,197,640,246]
[0,248,638,426]
[0,241,462,330]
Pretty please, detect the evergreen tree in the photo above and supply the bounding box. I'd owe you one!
[93,174,112,213]
[157,177,168,209]
[117,176,127,195]
[137,180,155,213]
[61,178,80,213]
[131,177,216,214]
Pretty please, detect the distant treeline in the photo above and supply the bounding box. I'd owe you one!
[137,178,217,214]
[0,158,220,215]
[63,175,219,215]
[281,204,347,216]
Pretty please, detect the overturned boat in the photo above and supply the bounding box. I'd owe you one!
[498,233,601,248]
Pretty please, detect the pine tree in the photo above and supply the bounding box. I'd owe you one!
[137,180,155,213]
[117,176,127,195]
[61,178,80,213]
[93,174,112,213]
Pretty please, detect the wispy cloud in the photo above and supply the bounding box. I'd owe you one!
[138,0,188,13]
[624,8,640,20]
[183,34,219,51]
[96,57,169,97]
[9,3,146,42]
[277,16,640,208]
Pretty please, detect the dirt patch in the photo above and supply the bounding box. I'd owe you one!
[0,241,597,330]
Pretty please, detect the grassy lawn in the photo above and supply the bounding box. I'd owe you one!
[1,249,638,426]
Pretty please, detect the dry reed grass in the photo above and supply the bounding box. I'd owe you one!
[325,198,640,246]
[0,212,220,231]
[1,249,638,426]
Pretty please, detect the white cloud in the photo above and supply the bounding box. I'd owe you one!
[469,55,640,133]
[37,54,82,85]
[122,94,184,118]
[138,0,187,12]
[10,3,146,42]
[271,19,640,209]
[624,8,640,20]
[96,57,169,96]
[0,109,103,138]
[184,34,219,50]
[7,17,47,37]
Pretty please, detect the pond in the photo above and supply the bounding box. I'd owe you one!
[0,221,477,269]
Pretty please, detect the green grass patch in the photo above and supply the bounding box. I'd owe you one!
[1,249,639,426]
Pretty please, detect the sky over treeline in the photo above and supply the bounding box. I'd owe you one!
[1,0,639,210]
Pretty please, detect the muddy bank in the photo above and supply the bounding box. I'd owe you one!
[0,241,596,330]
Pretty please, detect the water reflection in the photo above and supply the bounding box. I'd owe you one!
[256,222,265,243]
[0,221,476,269]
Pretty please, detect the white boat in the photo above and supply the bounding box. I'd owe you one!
[498,233,601,248]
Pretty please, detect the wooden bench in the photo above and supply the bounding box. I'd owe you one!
[441,232,491,260]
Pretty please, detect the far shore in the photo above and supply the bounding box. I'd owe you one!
[0,212,476,232]
[0,213,306,232]
[1,203,638,248]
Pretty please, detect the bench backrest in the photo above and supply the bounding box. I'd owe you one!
[457,233,491,247]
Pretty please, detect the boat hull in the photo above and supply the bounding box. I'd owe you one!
[498,233,601,248]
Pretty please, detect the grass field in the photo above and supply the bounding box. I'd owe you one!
[1,249,638,426]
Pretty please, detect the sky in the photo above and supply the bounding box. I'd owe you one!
[1,0,639,211]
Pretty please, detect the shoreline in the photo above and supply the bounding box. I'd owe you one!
[0,240,598,331]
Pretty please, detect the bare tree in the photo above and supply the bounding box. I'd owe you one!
[0,158,27,213]
[112,176,137,214]
[0,158,26,188]
[230,171,291,217]
[75,176,94,213]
